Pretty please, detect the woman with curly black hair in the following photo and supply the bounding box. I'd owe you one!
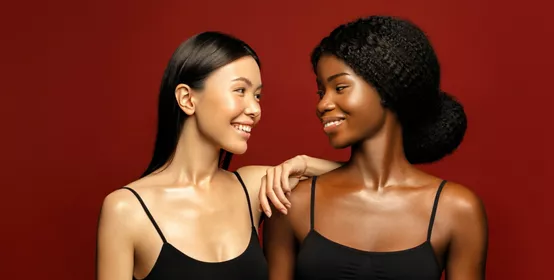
[264,16,488,280]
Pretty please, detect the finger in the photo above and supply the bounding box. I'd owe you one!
[280,162,293,195]
[266,168,287,214]
[259,176,271,217]
[272,166,291,209]
[287,177,300,196]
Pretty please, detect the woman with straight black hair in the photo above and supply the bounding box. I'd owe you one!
[96,31,341,280]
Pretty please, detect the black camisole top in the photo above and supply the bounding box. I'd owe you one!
[295,176,446,280]
[123,171,268,280]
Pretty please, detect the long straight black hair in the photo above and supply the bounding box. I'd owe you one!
[141,32,260,178]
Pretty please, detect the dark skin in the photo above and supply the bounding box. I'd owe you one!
[263,55,488,280]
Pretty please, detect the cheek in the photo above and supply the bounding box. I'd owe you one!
[344,89,377,111]
[221,93,240,111]
[194,94,236,135]
[342,91,385,134]
[202,93,241,116]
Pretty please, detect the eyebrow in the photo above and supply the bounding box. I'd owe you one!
[316,72,350,84]
[232,77,263,89]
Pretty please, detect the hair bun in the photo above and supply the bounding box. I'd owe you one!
[403,91,467,164]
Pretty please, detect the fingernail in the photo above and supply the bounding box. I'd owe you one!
[281,208,288,215]
[285,203,291,208]
[265,211,272,218]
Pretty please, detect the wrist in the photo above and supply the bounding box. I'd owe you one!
[296,154,309,175]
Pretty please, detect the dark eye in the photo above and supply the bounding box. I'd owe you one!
[235,87,246,94]
[336,85,348,92]
[255,93,262,101]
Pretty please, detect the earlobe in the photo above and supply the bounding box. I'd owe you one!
[175,84,195,115]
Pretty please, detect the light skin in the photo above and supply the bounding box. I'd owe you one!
[96,56,341,280]
[263,55,488,280]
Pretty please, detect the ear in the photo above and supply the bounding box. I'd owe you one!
[175,84,195,115]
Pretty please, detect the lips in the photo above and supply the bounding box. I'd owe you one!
[232,124,252,133]
[324,119,344,128]
[232,122,253,140]
[321,116,345,134]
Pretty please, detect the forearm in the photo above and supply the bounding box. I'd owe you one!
[298,155,343,177]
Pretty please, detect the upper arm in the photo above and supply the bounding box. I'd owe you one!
[235,165,269,217]
[96,190,136,280]
[444,184,488,280]
[263,208,297,280]
[235,165,268,191]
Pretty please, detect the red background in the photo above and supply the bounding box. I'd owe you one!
[1,0,552,279]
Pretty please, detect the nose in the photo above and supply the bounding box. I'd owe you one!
[244,96,261,119]
[316,92,336,116]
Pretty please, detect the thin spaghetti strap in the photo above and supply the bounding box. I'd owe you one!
[121,187,168,243]
[232,171,255,228]
[310,176,318,230]
[427,180,447,241]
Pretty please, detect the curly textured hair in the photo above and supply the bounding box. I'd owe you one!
[311,16,467,164]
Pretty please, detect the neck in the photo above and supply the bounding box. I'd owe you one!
[346,119,412,190]
[162,119,220,187]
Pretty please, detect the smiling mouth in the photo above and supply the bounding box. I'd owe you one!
[233,124,252,133]
[323,120,344,128]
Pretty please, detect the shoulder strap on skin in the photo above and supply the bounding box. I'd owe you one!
[121,187,167,243]
[232,171,255,228]
[427,180,447,241]
[310,176,318,230]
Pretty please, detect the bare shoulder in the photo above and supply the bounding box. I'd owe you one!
[289,178,312,205]
[98,187,146,233]
[287,178,313,220]
[439,181,487,224]
[235,165,268,180]
[235,165,269,192]
[101,188,137,214]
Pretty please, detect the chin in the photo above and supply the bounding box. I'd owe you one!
[222,141,248,155]
[328,136,352,150]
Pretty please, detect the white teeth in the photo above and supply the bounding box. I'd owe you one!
[233,124,252,133]
[324,120,343,128]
